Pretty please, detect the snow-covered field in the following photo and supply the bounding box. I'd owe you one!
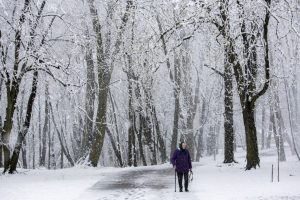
[1,148,299,200]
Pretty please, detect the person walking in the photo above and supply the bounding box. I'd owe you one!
[171,141,192,192]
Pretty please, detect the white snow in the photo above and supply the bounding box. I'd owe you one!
[1,148,299,200]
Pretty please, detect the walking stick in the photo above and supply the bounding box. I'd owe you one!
[175,169,176,192]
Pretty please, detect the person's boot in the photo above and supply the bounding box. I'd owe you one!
[180,188,183,192]
[185,188,189,192]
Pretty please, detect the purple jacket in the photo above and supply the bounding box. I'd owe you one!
[171,149,192,173]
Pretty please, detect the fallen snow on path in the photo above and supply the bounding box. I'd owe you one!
[1,148,299,200]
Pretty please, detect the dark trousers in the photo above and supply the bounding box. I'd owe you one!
[177,171,188,190]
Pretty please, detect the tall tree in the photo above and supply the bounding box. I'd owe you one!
[210,0,271,169]
[86,0,134,167]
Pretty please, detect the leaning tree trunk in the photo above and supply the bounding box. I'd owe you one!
[106,126,124,167]
[152,105,167,163]
[49,103,75,167]
[4,70,38,174]
[86,0,109,167]
[107,90,124,167]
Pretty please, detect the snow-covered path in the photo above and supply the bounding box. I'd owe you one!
[76,149,300,200]
[76,163,201,200]
[1,148,300,200]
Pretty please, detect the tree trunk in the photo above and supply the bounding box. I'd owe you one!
[276,101,295,155]
[0,81,2,168]
[283,78,300,160]
[32,127,35,169]
[152,105,167,163]
[21,139,27,169]
[171,54,181,153]
[108,90,124,167]
[38,96,42,166]
[243,103,260,170]
[60,148,63,169]
[106,126,124,167]
[182,51,198,162]
[50,130,55,169]
[138,113,147,166]
[0,116,3,168]
[135,84,147,166]
[142,114,157,165]
[127,71,135,167]
[48,121,51,169]
[40,84,49,167]
[196,100,206,162]
[261,104,266,149]
[223,52,235,163]
[267,114,272,149]
[270,106,286,162]
[273,93,286,161]
[4,70,38,174]
[81,31,95,159]
[156,16,180,155]
[49,103,75,167]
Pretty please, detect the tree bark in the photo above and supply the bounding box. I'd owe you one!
[127,72,135,167]
[243,102,260,170]
[223,58,235,163]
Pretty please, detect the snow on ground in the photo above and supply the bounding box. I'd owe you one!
[1,147,299,200]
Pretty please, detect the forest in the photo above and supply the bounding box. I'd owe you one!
[0,0,300,175]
